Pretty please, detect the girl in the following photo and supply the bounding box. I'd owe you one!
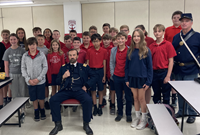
[135,25,154,105]
[43,28,53,48]
[125,29,153,130]
[16,28,27,50]
[47,40,65,96]
[0,42,6,109]
[2,33,26,113]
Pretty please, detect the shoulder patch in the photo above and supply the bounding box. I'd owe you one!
[83,63,87,67]
[62,64,65,67]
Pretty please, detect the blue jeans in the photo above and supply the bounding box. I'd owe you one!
[175,73,198,118]
[113,75,132,116]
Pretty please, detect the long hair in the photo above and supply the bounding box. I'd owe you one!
[43,28,53,41]
[9,33,20,46]
[135,25,148,36]
[128,29,148,60]
[16,28,27,48]
[48,39,63,55]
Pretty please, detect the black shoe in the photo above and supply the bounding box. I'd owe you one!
[49,121,63,135]
[98,107,103,116]
[110,106,115,115]
[7,97,11,104]
[72,106,78,112]
[115,115,123,122]
[34,109,40,122]
[40,109,46,120]
[126,115,132,123]
[0,105,3,110]
[45,101,50,110]
[186,117,196,124]
[93,107,98,116]
[103,98,107,106]
[83,122,93,135]
[175,113,183,118]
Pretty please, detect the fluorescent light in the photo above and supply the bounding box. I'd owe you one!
[0,1,33,6]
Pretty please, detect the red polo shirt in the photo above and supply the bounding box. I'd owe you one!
[62,45,73,60]
[114,46,128,77]
[28,50,39,59]
[2,41,11,49]
[59,41,65,49]
[80,42,94,52]
[45,39,52,44]
[149,40,177,70]
[86,47,107,68]
[102,45,113,79]
[164,25,182,43]
[126,35,132,46]
[44,40,50,49]
[145,36,154,47]
[65,49,86,64]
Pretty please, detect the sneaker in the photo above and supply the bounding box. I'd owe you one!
[131,117,140,128]
[110,106,115,115]
[115,115,123,122]
[3,98,7,106]
[126,115,132,123]
[171,98,177,107]
[136,119,147,130]
[26,101,32,108]
[93,107,98,116]
[98,107,103,116]
[103,98,107,106]
[123,98,126,105]
[34,110,40,122]
[7,97,11,104]
[40,109,46,120]
[45,101,50,110]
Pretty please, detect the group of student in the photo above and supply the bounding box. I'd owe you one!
[0,10,198,133]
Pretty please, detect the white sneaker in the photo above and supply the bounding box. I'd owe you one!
[26,101,32,108]
[136,119,147,130]
[131,117,140,128]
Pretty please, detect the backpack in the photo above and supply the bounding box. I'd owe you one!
[147,102,179,134]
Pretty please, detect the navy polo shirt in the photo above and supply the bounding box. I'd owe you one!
[172,28,200,75]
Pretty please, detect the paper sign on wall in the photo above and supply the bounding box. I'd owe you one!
[68,20,76,32]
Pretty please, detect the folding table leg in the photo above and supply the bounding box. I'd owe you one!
[18,109,21,127]
[181,100,186,132]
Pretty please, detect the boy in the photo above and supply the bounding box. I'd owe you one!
[62,35,73,60]
[32,27,50,48]
[66,37,86,64]
[102,34,116,114]
[89,26,97,37]
[21,37,48,121]
[1,29,11,49]
[102,23,110,36]
[69,30,77,41]
[80,31,94,52]
[36,34,50,109]
[52,30,65,49]
[120,25,131,46]
[112,36,118,47]
[110,32,132,122]
[149,24,176,104]
[164,11,182,107]
[86,33,106,116]
[109,27,118,38]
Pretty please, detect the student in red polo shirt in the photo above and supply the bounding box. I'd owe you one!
[80,31,94,52]
[32,27,50,49]
[66,37,86,64]
[47,40,65,96]
[164,11,182,107]
[43,28,53,48]
[110,32,132,122]
[149,24,176,104]
[89,26,97,37]
[102,34,116,114]
[135,25,154,105]
[120,25,131,46]
[112,36,118,47]
[52,30,65,49]
[102,23,110,36]
[62,35,73,60]
[1,29,11,49]
[69,30,77,41]
[86,33,106,116]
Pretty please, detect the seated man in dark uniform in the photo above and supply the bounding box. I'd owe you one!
[49,49,96,135]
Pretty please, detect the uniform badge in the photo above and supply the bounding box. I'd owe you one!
[179,41,184,46]
[62,64,65,67]
[83,63,87,67]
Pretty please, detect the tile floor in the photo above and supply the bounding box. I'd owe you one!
[0,94,200,135]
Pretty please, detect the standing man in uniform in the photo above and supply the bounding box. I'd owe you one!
[49,49,96,135]
[172,13,200,123]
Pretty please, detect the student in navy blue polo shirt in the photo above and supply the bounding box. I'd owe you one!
[172,13,200,124]
[125,29,153,130]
